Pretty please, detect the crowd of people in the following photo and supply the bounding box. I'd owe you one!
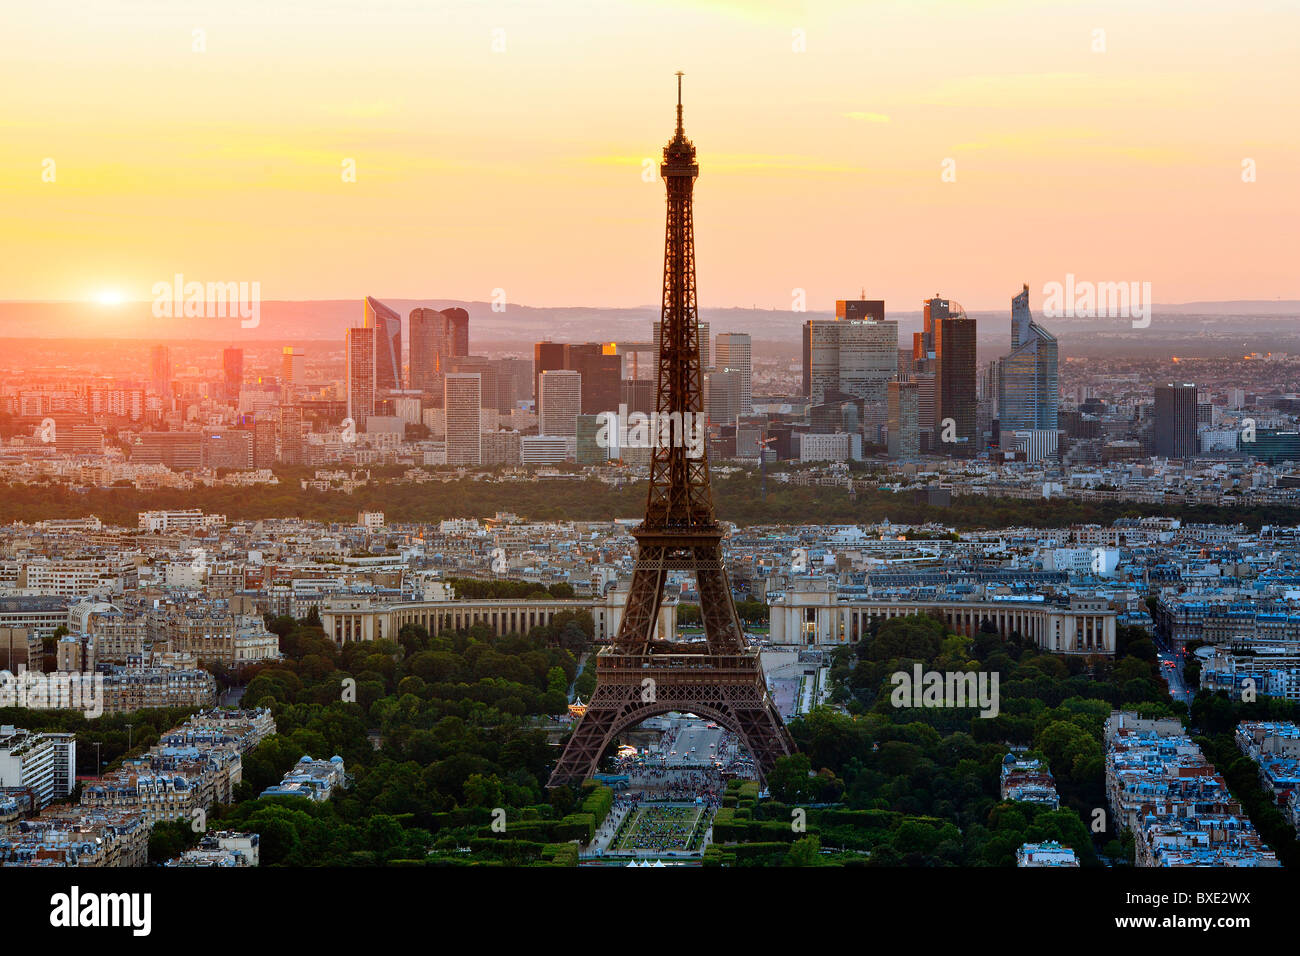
[611,803,704,853]
[586,718,767,854]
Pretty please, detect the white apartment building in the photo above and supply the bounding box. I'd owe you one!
[138,509,226,533]
[0,727,76,807]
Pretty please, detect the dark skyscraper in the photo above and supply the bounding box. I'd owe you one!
[835,298,885,323]
[441,307,470,359]
[221,347,243,403]
[533,342,566,403]
[532,342,619,414]
[408,308,442,392]
[150,344,172,400]
[410,306,471,395]
[930,297,976,453]
[563,342,621,415]
[1154,383,1198,458]
[364,296,402,391]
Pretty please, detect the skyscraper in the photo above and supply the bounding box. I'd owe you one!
[836,298,885,322]
[534,341,566,403]
[441,307,470,358]
[888,380,919,458]
[539,369,581,436]
[930,297,976,453]
[448,357,499,411]
[221,347,244,404]
[622,377,656,415]
[802,300,897,405]
[410,306,471,393]
[998,284,1059,432]
[444,373,482,465]
[345,326,377,425]
[408,307,442,391]
[1154,383,1198,459]
[575,414,608,465]
[281,346,304,386]
[563,343,621,415]
[714,332,752,415]
[149,345,172,398]
[363,296,402,391]
[279,405,304,465]
[704,368,741,426]
[655,320,709,368]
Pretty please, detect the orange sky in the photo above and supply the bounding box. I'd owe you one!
[1,0,1296,311]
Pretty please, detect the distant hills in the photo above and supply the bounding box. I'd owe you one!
[0,299,1296,360]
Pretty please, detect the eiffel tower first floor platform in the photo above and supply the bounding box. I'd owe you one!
[546,644,795,787]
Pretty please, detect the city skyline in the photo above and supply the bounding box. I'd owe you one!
[4,0,1300,902]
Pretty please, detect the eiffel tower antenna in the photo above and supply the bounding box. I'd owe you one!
[548,76,795,788]
[675,71,684,134]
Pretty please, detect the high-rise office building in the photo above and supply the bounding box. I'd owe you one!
[253,416,277,468]
[221,347,244,404]
[836,298,885,322]
[704,368,741,426]
[888,381,920,459]
[441,307,470,359]
[930,297,976,453]
[345,326,377,425]
[534,342,566,403]
[1154,383,1198,459]
[998,284,1059,432]
[714,332,753,415]
[493,357,532,412]
[654,320,709,368]
[539,369,582,436]
[363,296,402,391]
[622,378,656,415]
[410,307,471,394]
[281,346,305,386]
[802,300,897,405]
[563,343,621,415]
[444,373,482,465]
[279,405,304,465]
[912,372,936,450]
[150,345,172,397]
[532,342,618,414]
[409,308,442,391]
[575,414,608,465]
[448,357,499,411]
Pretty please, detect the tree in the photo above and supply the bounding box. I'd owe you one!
[786,834,823,866]
[768,753,814,804]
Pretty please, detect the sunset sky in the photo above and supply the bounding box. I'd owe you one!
[2,0,1296,312]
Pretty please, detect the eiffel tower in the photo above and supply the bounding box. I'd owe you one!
[548,75,795,787]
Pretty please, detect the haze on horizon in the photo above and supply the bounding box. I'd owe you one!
[1,0,1296,312]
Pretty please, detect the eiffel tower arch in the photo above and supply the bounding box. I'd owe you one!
[548,76,796,787]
